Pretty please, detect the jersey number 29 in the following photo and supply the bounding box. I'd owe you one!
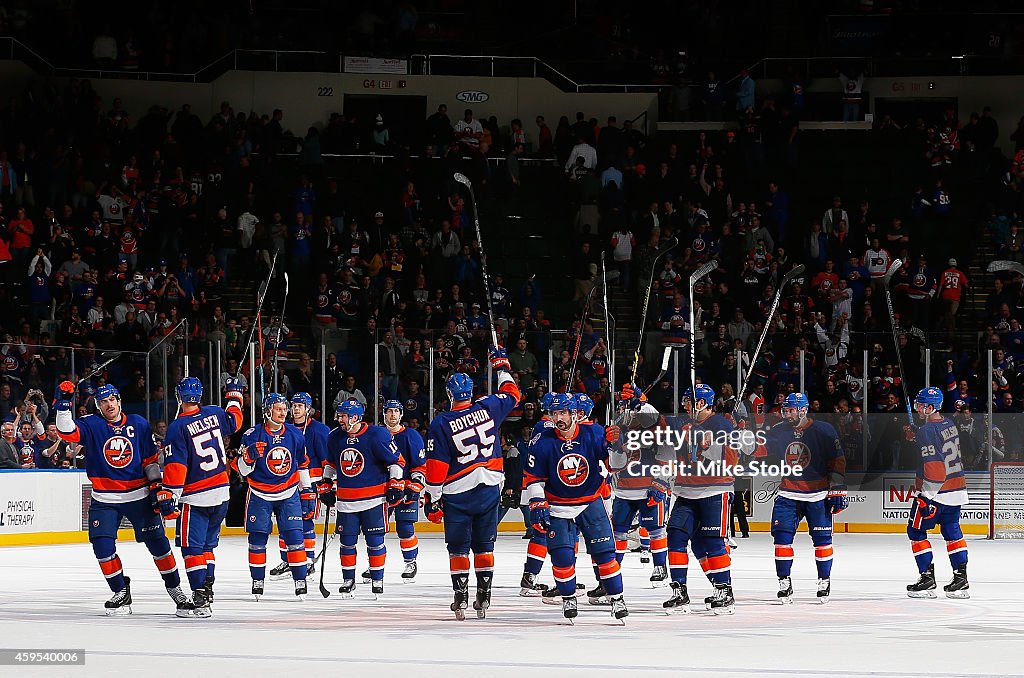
[453,420,496,465]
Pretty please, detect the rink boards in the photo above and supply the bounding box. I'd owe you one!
[0,469,996,546]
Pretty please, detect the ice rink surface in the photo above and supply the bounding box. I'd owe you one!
[1,532,1022,678]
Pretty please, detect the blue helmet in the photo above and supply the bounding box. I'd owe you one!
[783,392,810,411]
[447,372,475,402]
[263,393,289,416]
[291,392,313,408]
[336,398,365,419]
[574,393,595,418]
[96,384,120,401]
[548,392,575,413]
[383,399,404,412]
[683,384,715,408]
[176,377,203,404]
[540,392,555,412]
[915,386,944,410]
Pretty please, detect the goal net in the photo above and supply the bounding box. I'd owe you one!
[991,463,1024,539]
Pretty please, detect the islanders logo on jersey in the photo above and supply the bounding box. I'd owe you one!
[339,448,365,477]
[784,441,811,469]
[556,453,589,487]
[103,436,135,469]
[266,446,293,476]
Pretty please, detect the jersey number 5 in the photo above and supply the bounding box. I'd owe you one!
[453,420,496,465]
[193,429,227,471]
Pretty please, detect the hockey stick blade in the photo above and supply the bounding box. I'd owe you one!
[883,258,903,285]
[779,263,806,287]
[642,346,674,395]
[689,260,717,285]
[453,172,471,187]
[987,260,1024,276]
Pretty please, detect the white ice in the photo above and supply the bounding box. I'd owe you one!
[1,532,1022,678]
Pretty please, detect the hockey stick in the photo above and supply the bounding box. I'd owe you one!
[454,173,500,350]
[317,505,332,598]
[882,258,914,425]
[644,345,674,396]
[688,259,718,391]
[239,250,279,369]
[565,286,599,392]
[271,273,290,393]
[630,236,680,383]
[732,263,806,415]
[76,351,124,388]
[601,252,614,421]
[987,260,1024,276]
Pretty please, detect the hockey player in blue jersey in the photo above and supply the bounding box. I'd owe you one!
[425,346,521,620]
[384,399,427,582]
[531,392,556,438]
[268,392,330,581]
[520,391,557,598]
[524,392,629,623]
[763,392,847,604]
[55,381,189,616]
[319,399,404,598]
[358,399,427,584]
[237,393,312,600]
[160,376,244,617]
[906,386,971,599]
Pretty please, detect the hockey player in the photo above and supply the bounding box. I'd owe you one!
[521,391,557,597]
[269,392,329,581]
[360,399,426,583]
[906,386,970,599]
[55,381,189,615]
[160,376,244,616]
[237,393,312,600]
[763,392,847,604]
[606,383,672,590]
[319,399,404,598]
[524,392,628,622]
[662,384,737,615]
[424,347,520,620]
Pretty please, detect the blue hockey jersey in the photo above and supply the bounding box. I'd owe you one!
[57,412,158,503]
[524,422,608,519]
[238,423,310,501]
[324,422,403,511]
[163,404,242,506]
[764,418,846,501]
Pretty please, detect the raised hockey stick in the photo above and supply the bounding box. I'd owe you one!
[271,272,290,393]
[75,351,125,389]
[882,258,914,425]
[239,249,279,369]
[733,263,806,415]
[565,286,596,392]
[987,260,1024,276]
[601,252,615,420]
[688,259,719,391]
[454,173,500,350]
[318,505,333,598]
[630,236,680,383]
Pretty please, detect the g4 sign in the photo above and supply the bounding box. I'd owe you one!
[456,90,489,104]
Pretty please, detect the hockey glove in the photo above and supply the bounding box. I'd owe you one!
[223,377,244,405]
[903,425,918,442]
[529,499,551,534]
[488,345,511,373]
[646,480,669,507]
[55,380,76,412]
[912,495,938,521]
[425,493,445,523]
[315,480,336,508]
[300,488,317,520]
[500,487,520,509]
[825,486,849,514]
[386,479,406,507]
[604,424,621,444]
[155,488,180,520]
[404,473,425,504]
